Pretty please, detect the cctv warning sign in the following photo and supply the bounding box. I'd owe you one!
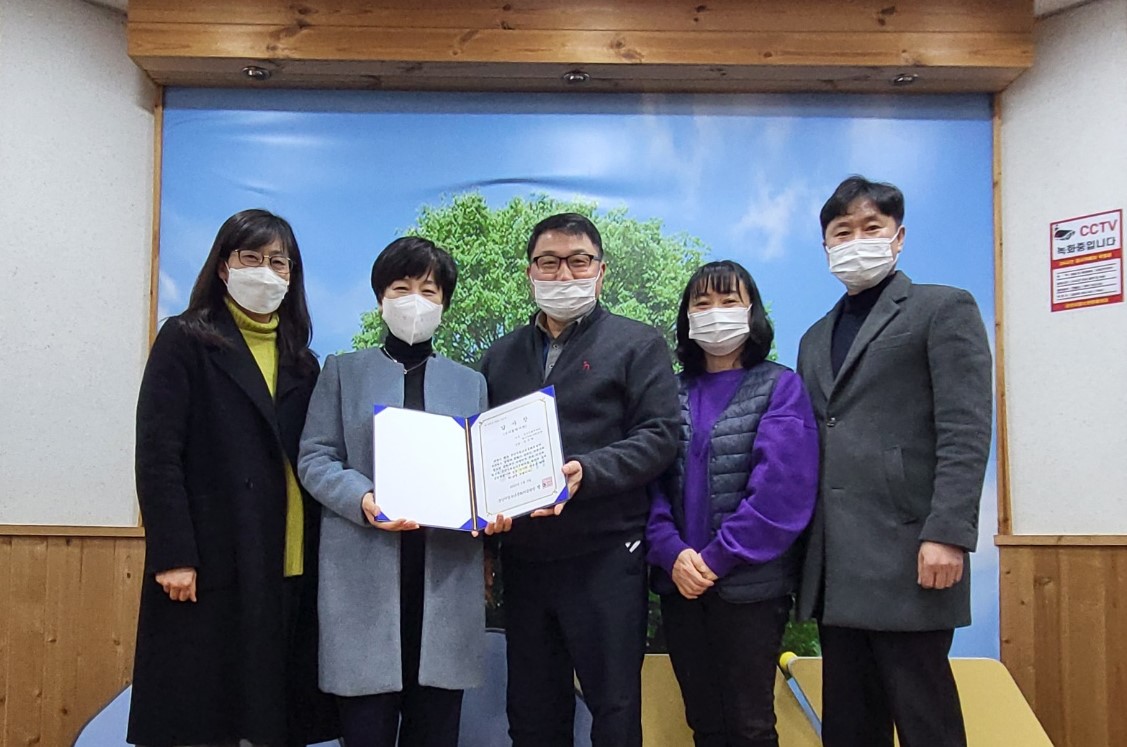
[1050,208,1123,312]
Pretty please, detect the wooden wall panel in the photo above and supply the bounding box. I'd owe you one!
[6,538,48,747]
[4,537,1122,746]
[1000,544,1127,747]
[127,0,1034,93]
[0,538,11,740]
[41,537,82,746]
[0,535,144,747]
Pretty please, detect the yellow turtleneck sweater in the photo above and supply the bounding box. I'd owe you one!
[226,298,304,577]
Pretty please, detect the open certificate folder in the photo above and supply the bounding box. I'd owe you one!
[371,387,568,532]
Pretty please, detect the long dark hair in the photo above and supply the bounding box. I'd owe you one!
[181,209,316,374]
[675,260,774,377]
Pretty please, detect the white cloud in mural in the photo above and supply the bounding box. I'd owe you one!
[759,117,795,156]
[636,101,721,216]
[159,270,182,305]
[731,175,820,261]
[843,117,936,183]
[231,131,335,151]
[157,270,181,322]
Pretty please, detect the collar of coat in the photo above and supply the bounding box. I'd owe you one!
[808,271,912,399]
[210,304,304,440]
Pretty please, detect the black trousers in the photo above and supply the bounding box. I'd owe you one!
[336,687,462,747]
[819,625,966,747]
[336,532,463,747]
[502,541,648,747]
[661,592,790,747]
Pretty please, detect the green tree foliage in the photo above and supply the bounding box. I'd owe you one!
[352,192,707,362]
[782,618,822,657]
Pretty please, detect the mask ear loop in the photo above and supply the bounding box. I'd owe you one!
[891,225,906,259]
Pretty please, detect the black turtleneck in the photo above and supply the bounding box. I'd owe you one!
[382,332,434,686]
[831,271,897,377]
[383,334,433,412]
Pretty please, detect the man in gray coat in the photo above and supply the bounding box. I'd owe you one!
[796,176,992,747]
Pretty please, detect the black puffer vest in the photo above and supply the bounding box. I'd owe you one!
[663,361,802,603]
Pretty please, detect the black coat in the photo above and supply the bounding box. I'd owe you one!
[479,304,680,561]
[127,309,337,746]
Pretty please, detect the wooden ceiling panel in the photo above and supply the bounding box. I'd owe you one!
[127,0,1035,93]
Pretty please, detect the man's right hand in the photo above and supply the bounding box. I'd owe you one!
[155,567,197,602]
[361,491,420,531]
[672,549,714,600]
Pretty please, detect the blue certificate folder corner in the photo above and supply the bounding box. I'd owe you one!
[373,513,482,531]
[459,516,487,532]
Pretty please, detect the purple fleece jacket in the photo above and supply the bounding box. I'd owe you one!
[646,368,818,581]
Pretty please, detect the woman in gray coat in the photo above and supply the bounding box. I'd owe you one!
[298,237,508,747]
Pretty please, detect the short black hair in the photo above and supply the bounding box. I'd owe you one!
[525,213,604,260]
[371,236,458,309]
[819,175,905,234]
[676,260,774,377]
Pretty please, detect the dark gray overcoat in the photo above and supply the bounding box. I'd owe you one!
[796,272,992,631]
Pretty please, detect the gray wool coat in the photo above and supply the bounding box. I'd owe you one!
[297,348,489,696]
[796,272,992,631]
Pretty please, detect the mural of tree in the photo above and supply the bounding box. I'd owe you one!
[352,192,707,361]
[352,190,819,656]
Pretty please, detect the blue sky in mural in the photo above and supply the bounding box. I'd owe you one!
[160,88,998,657]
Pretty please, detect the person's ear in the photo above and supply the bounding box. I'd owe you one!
[595,261,607,296]
[218,259,229,283]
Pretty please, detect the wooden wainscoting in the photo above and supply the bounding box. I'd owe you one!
[998,538,1127,747]
[0,532,145,746]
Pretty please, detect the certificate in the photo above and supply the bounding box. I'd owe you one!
[371,387,567,531]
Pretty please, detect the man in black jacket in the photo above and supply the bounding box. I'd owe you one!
[481,213,679,747]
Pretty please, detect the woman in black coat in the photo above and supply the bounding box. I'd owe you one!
[128,209,337,747]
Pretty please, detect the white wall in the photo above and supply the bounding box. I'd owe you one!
[1000,0,1127,534]
[0,0,155,525]
[0,0,1120,533]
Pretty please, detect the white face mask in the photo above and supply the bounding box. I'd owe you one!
[688,306,751,356]
[379,293,443,345]
[825,233,901,293]
[532,274,599,323]
[225,265,289,315]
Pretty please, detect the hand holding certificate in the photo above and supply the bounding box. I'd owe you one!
[371,387,569,532]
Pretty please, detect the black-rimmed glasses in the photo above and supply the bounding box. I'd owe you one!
[530,253,600,274]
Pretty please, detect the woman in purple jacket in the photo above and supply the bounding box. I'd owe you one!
[646,260,819,747]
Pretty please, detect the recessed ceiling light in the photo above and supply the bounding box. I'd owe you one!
[242,65,272,81]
